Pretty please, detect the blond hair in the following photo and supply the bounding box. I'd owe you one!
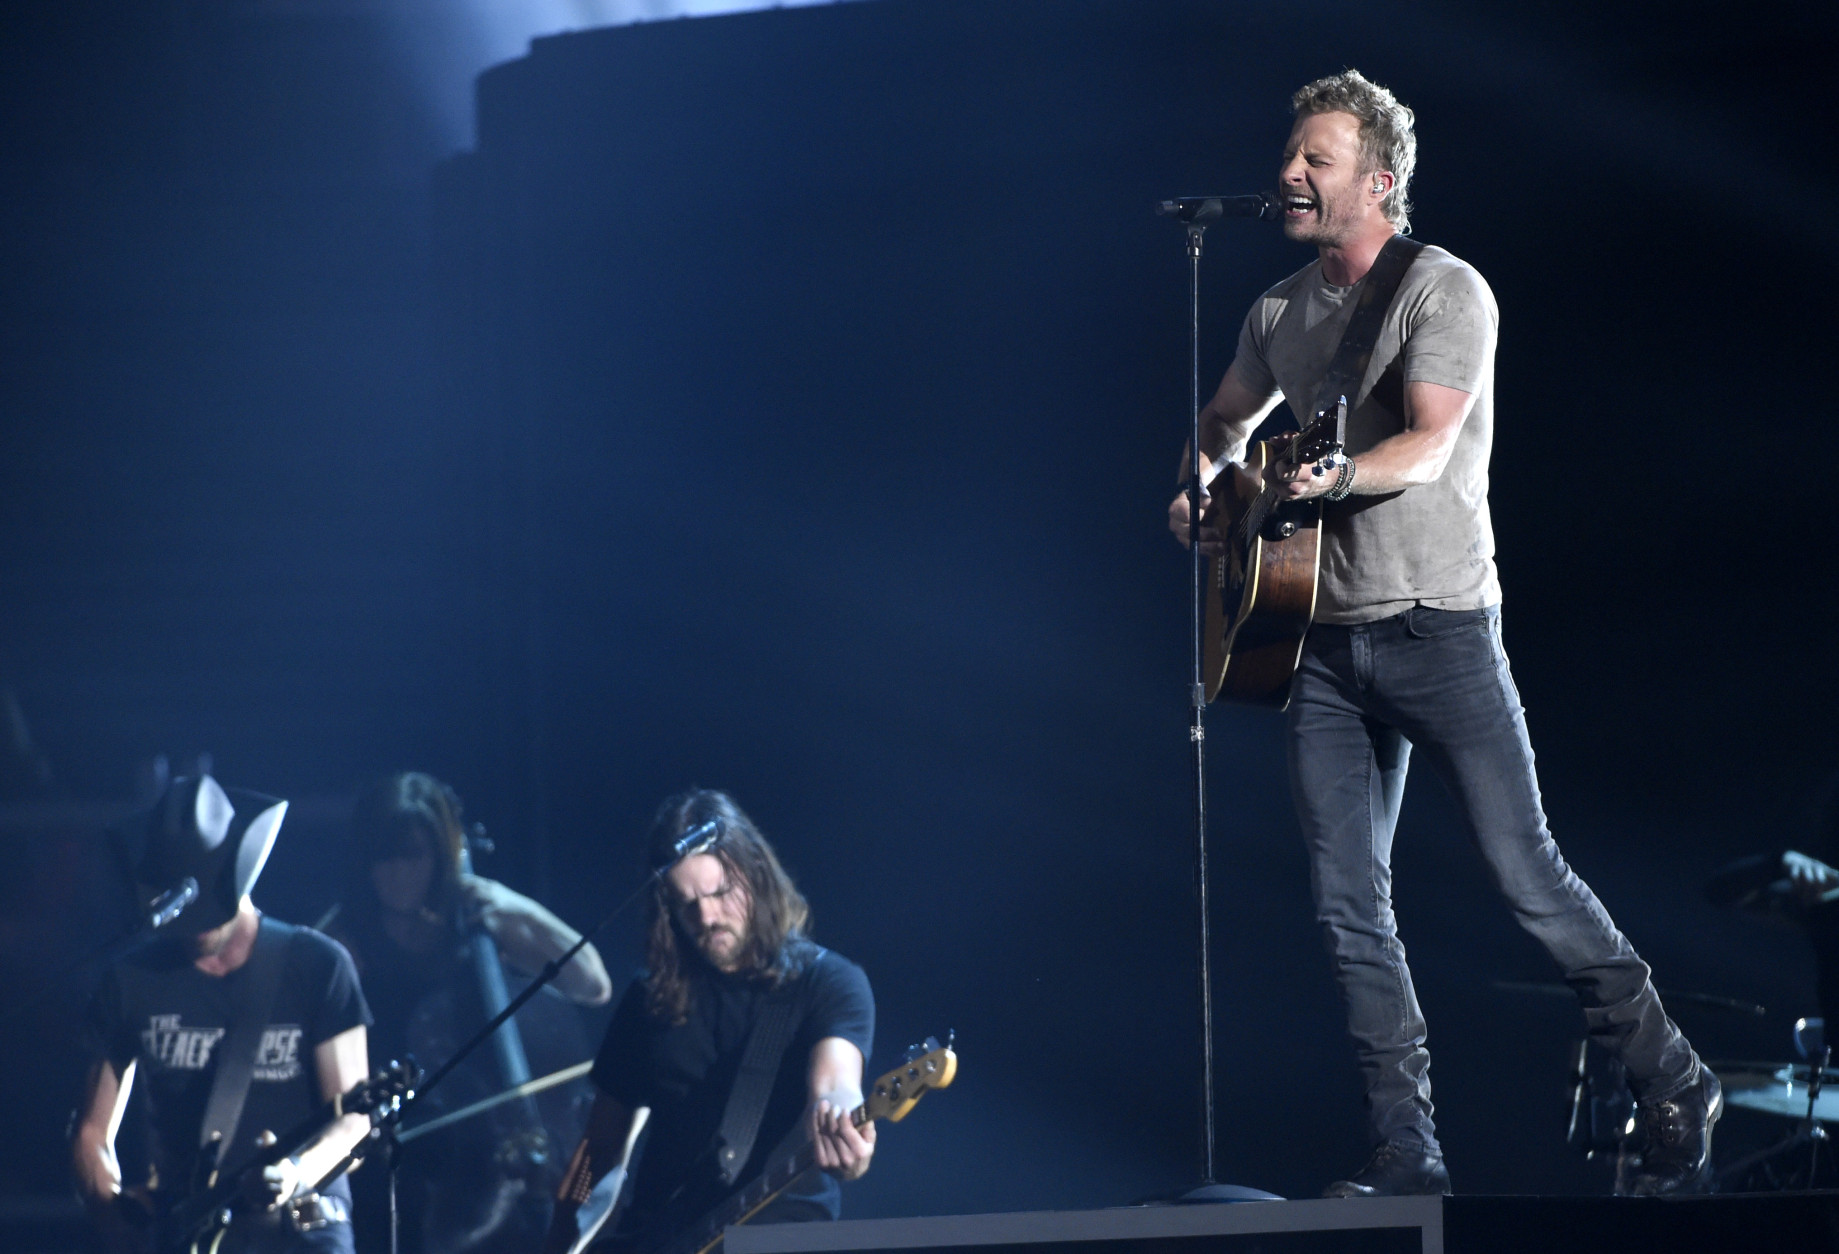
[1292,69,1417,232]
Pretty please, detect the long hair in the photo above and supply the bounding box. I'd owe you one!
[644,789,812,1025]
[1291,69,1417,233]
[343,771,468,929]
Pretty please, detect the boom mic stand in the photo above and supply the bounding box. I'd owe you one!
[32,879,205,1021]
[1155,191,1281,1204]
[312,821,725,1254]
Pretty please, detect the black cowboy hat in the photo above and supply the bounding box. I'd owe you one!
[130,774,288,933]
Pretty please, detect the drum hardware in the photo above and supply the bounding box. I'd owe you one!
[1712,1047,1836,1191]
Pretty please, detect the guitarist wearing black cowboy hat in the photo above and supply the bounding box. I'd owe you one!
[72,775,374,1254]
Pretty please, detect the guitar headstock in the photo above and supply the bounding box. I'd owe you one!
[342,1058,420,1122]
[863,1034,957,1124]
[1285,396,1348,468]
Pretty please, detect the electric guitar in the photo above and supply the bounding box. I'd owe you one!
[1202,399,1347,709]
[581,1036,958,1254]
[151,1060,418,1254]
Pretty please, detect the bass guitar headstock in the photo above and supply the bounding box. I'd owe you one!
[864,1033,957,1124]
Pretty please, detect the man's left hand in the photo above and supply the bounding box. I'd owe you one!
[1266,454,1333,499]
[808,1098,875,1181]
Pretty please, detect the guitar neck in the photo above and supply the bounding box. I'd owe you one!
[1235,412,1344,546]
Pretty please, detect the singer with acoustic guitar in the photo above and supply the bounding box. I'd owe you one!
[1166,69,1715,1199]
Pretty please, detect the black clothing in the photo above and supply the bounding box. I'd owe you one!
[83,917,371,1253]
[326,907,462,1075]
[590,944,874,1242]
[328,906,595,1254]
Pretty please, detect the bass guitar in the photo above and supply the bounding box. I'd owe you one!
[1202,399,1347,708]
[152,1060,418,1254]
[580,1036,958,1254]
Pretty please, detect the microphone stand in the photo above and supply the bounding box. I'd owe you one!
[313,827,721,1254]
[66,922,169,977]
[55,879,201,987]
[1182,216,1223,1198]
[1160,195,1280,1204]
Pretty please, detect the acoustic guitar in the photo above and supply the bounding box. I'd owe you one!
[1201,399,1347,709]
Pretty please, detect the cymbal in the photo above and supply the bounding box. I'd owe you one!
[1717,1065,1839,1123]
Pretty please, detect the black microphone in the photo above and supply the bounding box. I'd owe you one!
[669,819,722,863]
[1156,193,1281,223]
[146,877,199,929]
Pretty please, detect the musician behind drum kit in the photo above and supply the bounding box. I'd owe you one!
[1699,786,1839,1183]
[1705,791,1839,1037]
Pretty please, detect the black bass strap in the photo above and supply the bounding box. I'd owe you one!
[1310,233,1426,418]
[709,952,820,1186]
[196,918,295,1184]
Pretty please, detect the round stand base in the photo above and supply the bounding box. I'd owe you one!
[1156,1181,1285,1204]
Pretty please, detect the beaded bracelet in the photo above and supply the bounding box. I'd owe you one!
[1324,457,1356,502]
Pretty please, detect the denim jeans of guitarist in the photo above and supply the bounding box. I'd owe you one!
[1285,604,1699,1154]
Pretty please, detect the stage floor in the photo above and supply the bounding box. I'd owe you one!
[725,1193,1839,1254]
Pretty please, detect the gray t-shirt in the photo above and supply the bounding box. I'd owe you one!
[1229,243,1500,624]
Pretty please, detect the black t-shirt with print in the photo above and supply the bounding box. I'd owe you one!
[590,943,873,1239]
[84,917,373,1206]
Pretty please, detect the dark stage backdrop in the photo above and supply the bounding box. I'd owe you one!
[1,0,1834,1223]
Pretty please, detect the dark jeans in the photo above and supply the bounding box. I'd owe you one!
[220,1216,353,1254]
[1285,604,1697,1154]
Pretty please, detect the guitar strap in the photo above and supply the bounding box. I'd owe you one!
[709,950,820,1186]
[1309,233,1427,420]
[197,917,296,1184]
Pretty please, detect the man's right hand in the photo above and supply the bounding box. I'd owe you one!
[1168,484,1222,555]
